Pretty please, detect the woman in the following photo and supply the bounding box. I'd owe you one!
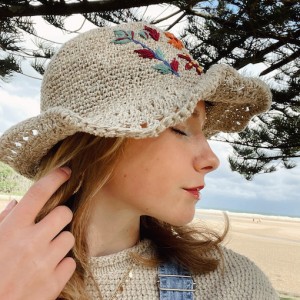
[0,22,278,299]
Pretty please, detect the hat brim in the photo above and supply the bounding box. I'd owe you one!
[0,64,271,179]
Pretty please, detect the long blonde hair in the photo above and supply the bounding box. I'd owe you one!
[35,132,229,300]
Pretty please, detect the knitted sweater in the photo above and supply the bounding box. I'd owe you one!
[87,239,279,299]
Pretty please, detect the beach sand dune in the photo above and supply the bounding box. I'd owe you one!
[195,209,300,297]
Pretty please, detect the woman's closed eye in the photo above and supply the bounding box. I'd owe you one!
[171,127,188,136]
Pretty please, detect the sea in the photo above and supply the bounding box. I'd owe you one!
[195,206,300,222]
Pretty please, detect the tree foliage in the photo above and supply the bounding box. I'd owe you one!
[0,0,299,180]
[0,162,31,194]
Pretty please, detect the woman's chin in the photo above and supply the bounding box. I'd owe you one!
[165,209,196,226]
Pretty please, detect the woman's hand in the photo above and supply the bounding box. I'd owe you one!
[0,168,76,300]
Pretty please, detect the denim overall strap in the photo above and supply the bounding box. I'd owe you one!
[158,261,196,300]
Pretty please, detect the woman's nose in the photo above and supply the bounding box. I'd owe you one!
[193,138,220,173]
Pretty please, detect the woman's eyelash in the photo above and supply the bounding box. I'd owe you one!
[171,127,187,136]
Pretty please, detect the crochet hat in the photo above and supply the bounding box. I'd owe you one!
[0,22,271,179]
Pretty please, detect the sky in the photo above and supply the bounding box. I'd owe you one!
[0,8,299,218]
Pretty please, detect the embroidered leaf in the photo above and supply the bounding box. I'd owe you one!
[196,66,203,75]
[155,47,165,60]
[185,63,193,70]
[113,38,131,44]
[178,53,203,75]
[170,58,179,72]
[178,53,191,61]
[144,26,160,41]
[165,32,184,50]
[138,30,149,39]
[152,63,172,75]
[114,30,128,38]
[127,30,134,39]
[164,32,175,39]
[134,49,155,59]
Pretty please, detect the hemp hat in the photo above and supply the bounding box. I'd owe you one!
[0,22,272,179]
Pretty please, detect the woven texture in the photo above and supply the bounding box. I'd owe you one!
[87,239,279,299]
[0,22,272,179]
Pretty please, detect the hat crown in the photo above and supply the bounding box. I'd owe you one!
[40,22,202,127]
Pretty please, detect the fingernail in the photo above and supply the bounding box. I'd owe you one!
[4,199,18,211]
[60,166,72,176]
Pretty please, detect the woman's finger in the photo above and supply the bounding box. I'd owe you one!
[6,167,71,227]
[36,205,73,242]
[47,231,75,269]
[52,257,76,296]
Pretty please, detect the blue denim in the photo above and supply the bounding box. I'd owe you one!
[158,261,195,300]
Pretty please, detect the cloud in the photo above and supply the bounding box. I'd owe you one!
[0,88,40,135]
[1,69,41,97]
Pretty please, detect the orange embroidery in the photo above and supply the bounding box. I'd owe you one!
[164,32,184,50]
[177,53,203,75]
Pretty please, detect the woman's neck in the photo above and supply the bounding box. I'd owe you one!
[86,195,141,257]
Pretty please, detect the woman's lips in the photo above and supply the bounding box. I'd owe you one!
[183,186,204,199]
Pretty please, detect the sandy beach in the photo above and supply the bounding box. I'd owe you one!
[1,198,299,298]
[195,209,300,298]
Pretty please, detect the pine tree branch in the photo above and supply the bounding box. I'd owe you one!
[0,0,177,18]
[166,11,187,30]
[212,138,300,150]
[188,8,299,45]
[18,71,42,80]
[244,155,300,161]
[260,49,300,76]
[233,39,289,69]
[256,115,270,128]
[17,27,63,44]
[187,8,212,20]
[5,50,37,59]
[151,8,183,24]
[204,35,248,66]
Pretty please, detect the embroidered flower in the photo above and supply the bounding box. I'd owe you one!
[153,58,179,75]
[178,53,203,75]
[164,32,184,50]
[144,26,160,41]
[111,27,205,77]
[112,28,179,77]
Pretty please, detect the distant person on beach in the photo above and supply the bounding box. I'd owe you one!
[0,23,279,299]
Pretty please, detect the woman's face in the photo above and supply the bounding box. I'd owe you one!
[99,101,219,226]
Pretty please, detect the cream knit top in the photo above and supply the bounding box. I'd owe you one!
[87,239,279,299]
